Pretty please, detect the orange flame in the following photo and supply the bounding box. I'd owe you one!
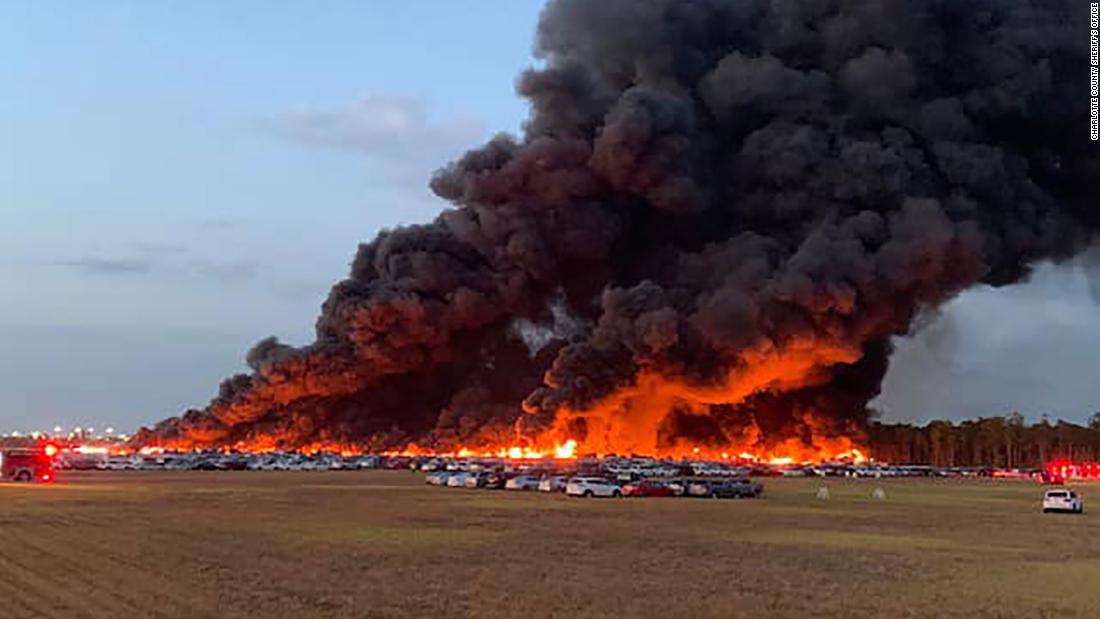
[146,341,872,464]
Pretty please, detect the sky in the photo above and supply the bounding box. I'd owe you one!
[2,1,1099,434]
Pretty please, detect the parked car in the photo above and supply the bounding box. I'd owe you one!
[504,475,542,491]
[538,475,569,493]
[465,472,496,489]
[1043,488,1084,513]
[566,477,622,498]
[685,478,762,498]
[684,478,714,497]
[622,479,676,497]
[709,478,763,498]
[425,471,451,486]
[446,472,474,488]
[665,479,688,496]
[482,472,509,489]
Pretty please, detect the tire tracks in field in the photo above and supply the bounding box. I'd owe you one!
[0,571,56,619]
[0,505,211,618]
[18,504,292,618]
[0,538,104,618]
[0,474,372,619]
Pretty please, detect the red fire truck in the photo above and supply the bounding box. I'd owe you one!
[0,445,55,482]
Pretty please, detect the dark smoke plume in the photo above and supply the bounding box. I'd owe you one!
[140,0,1095,455]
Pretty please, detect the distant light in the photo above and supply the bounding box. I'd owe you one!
[53,426,62,434]
[74,427,82,434]
[106,427,114,435]
[11,431,20,437]
[87,427,95,434]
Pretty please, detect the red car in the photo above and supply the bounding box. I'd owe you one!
[622,479,675,497]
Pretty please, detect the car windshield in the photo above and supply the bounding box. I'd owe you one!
[1047,491,1068,498]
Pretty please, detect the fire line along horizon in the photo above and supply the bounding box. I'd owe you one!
[0,445,56,483]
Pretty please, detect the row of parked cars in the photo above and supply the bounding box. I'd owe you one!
[425,469,764,499]
[57,452,384,472]
[59,448,1049,484]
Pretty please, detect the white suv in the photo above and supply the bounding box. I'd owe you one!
[1043,488,1084,513]
[565,477,622,498]
[504,475,541,491]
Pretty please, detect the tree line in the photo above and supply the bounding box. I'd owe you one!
[867,413,1100,467]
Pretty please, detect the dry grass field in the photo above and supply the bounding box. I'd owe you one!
[0,471,1097,619]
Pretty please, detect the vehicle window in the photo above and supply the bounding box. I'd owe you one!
[1047,492,1067,498]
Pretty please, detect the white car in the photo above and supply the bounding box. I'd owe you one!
[464,473,491,489]
[538,476,569,493]
[565,477,622,498]
[1043,488,1084,513]
[504,475,541,491]
[425,471,450,486]
[446,472,473,488]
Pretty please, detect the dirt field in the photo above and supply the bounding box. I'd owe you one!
[0,471,1096,619]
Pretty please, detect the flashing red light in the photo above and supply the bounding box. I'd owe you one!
[43,444,59,458]
[41,474,51,482]
[1045,459,1100,481]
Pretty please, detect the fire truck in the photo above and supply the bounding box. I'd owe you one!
[0,445,55,482]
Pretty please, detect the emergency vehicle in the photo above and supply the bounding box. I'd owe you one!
[0,445,56,482]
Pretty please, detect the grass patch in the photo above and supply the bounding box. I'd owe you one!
[742,528,953,551]
[287,524,501,549]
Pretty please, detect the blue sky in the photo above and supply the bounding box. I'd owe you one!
[2,1,1099,433]
[0,1,543,432]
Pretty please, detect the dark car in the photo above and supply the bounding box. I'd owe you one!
[482,472,509,489]
[191,457,224,471]
[687,478,762,499]
[716,478,763,498]
[221,456,250,471]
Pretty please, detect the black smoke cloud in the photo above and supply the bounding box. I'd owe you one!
[140,0,1095,453]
